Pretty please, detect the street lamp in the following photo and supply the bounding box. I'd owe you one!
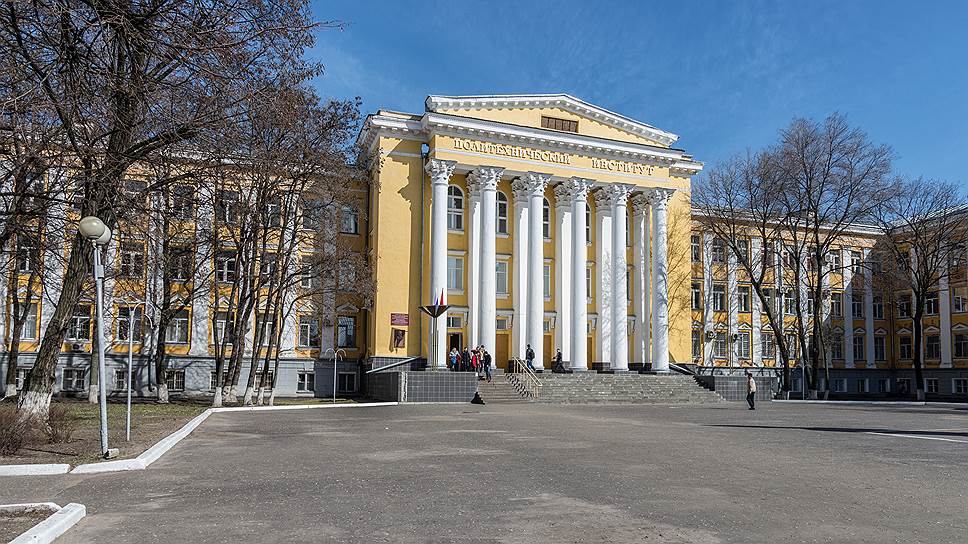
[324,347,346,403]
[78,216,116,459]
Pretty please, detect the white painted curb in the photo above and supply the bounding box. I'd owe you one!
[0,464,70,477]
[69,401,399,474]
[3,502,86,544]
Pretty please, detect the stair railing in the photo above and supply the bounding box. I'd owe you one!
[506,357,542,399]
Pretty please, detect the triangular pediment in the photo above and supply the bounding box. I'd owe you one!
[426,94,678,148]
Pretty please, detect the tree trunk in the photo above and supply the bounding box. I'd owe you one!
[912,308,925,401]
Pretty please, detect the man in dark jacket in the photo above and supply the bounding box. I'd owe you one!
[483,349,493,382]
[525,344,535,371]
[461,347,471,372]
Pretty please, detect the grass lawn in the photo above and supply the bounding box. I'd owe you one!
[1,395,356,466]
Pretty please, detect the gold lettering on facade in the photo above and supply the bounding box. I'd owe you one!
[591,157,655,176]
[452,138,571,165]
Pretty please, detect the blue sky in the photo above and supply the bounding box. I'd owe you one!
[309,1,968,184]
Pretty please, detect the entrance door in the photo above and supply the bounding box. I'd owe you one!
[449,333,462,353]
[542,335,552,370]
[496,333,510,369]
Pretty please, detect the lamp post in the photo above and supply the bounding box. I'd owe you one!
[78,216,115,459]
[324,347,346,403]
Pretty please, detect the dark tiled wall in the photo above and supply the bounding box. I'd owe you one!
[403,372,477,403]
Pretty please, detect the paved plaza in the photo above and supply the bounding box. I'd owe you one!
[2,402,966,543]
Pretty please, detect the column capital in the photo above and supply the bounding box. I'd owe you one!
[467,166,504,193]
[606,183,633,206]
[559,177,593,202]
[631,193,651,217]
[511,171,550,201]
[425,159,457,185]
[646,187,675,209]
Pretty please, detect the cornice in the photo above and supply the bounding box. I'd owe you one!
[425,94,679,146]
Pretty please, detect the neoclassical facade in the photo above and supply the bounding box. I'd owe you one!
[361,95,701,371]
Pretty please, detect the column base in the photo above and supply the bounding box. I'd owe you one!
[639,369,672,375]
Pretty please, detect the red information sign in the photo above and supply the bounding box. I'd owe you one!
[390,313,410,326]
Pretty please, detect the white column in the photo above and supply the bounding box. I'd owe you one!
[631,194,650,370]
[863,248,875,369]
[609,184,631,371]
[843,247,854,369]
[553,182,573,363]
[751,237,763,366]
[649,188,675,372]
[939,259,952,368]
[594,190,613,364]
[727,234,738,364]
[568,177,592,371]
[702,233,714,367]
[466,180,482,349]
[525,172,551,370]
[511,179,530,359]
[190,195,213,356]
[426,159,456,370]
[468,167,503,366]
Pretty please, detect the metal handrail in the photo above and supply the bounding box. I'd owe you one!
[506,357,542,399]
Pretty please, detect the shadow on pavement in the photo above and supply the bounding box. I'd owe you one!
[705,424,968,438]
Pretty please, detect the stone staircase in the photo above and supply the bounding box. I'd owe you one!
[534,373,727,404]
[477,375,533,403]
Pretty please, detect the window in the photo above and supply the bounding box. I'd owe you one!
[877,379,891,393]
[713,332,727,359]
[216,252,237,283]
[496,261,509,295]
[872,296,884,319]
[114,369,128,391]
[496,316,510,331]
[117,306,143,342]
[446,314,462,329]
[254,313,277,345]
[762,288,775,313]
[337,316,356,348]
[898,293,911,317]
[737,332,751,359]
[302,201,321,230]
[763,243,775,267]
[337,372,357,393]
[260,252,279,282]
[857,379,869,393]
[738,286,751,313]
[783,246,797,268]
[954,379,968,394]
[16,234,39,272]
[850,250,862,274]
[540,115,578,133]
[926,292,939,315]
[298,316,320,348]
[926,378,939,394]
[447,256,464,292]
[168,246,193,282]
[298,372,315,392]
[340,205,359,234]
[165,370,185,392]
[542,318,553,333]
[586,267,592,302]
[712,284,726,312]
[899,336,912,360]
[830,292,843,318]
[791,377,803,393]
[691,283,702,310]
[735,239,749,265]
[853,336,865,361]
[692,329,702,359]
[691,235,701,263]
[447,185,464,231]
[954,287,968,313]
[828,249,842,269]
[831,334,843,360]
[216,190,239,224]
[807,297,815,316]
[15,368,29,390]
[956,334,968,359]
[762,333,776,359]
[210,371,230,390]
[874,336,886,361]
[897,378,911,393]
[542,198,551,239]
[543,263,551,299]
[497,192,509,234]
[170,185,194,220]
[711,238,725,263]
[833,378,848,393]
[20,303,39,340]
[62,368,85,392]
[784,290,797,316]
[785,334,798,359]
[299,257,317,289]
[851,293,864,318]
[252,370,275,389]
[213,311,235,345]
[67,304,92,341]
[119,242,145,278]
[166,310,190,344]
[926,334,940,359]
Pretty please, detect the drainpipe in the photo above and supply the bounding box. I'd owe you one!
[419,143,429,364]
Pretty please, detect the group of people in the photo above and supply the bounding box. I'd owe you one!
[449,346,493,382]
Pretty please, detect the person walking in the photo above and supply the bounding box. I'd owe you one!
[746,371,757,410]
[552,349,564,373]
[449,348,459,372]
[525,343,535,371]
[461,347,471,372]
[483,348,493,382]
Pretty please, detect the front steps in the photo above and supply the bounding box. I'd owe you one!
[534,373,727,404]
[477,376,533,403]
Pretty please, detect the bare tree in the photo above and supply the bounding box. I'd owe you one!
[871,178,968,401]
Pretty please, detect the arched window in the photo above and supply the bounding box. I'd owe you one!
[447,185,464,231]
[496,191,509,235]
[542,198,551,239]
[585,203,592,244]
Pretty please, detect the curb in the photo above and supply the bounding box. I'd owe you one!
[3,502,86,544]
[774,400,968,407]
[0,464,71,477]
